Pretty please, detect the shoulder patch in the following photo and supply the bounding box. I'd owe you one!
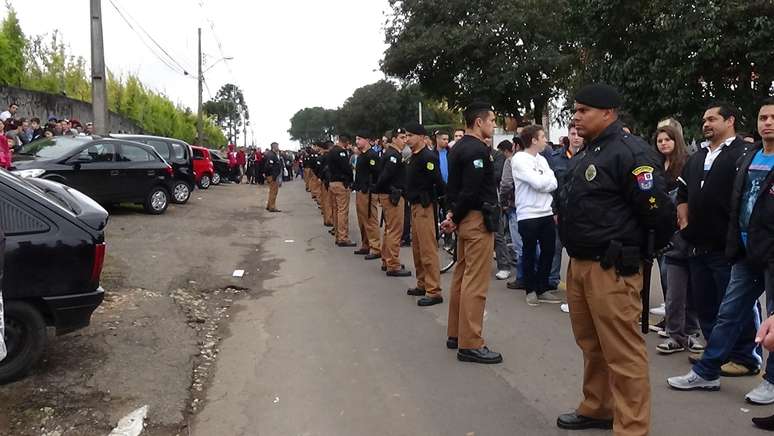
[390,156,397,163]
[426,162,435,171]
[632,165,654,176]
[339,152,346,157]
[473,159,484,169]
[369,159,376,166]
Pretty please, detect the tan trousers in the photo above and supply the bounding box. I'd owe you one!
[566,259,649,436]
[380,195,404,271]
[310,175,321,203]
[304,168,311,190]
[411,203,441,296]
[447,211,493,349]
[355,192,380,254]
[321,184,333,225]
[329,182,351,243]
[266,176,279,210]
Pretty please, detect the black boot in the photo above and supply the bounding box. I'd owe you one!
[556,412,613,430]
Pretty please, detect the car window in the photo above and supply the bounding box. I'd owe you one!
[0,192,50,235]
[73,143,116,163]
[145,140,171,160]
[20,136,92,159]
[171,142,187,159]
[119,144,157,162]
[193,148,204,159]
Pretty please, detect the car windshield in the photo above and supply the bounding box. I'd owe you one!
[18,136,92,159]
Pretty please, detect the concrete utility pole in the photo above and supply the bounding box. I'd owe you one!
[196,27,204,146]
[90,0,108,135]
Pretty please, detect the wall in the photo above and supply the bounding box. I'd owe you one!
[0,85,141,133]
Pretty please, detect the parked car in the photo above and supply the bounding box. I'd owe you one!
[207,149,231,185]
[11,136,174,214]
[111,134,195,204]
[191,146,215,189]
[0,170,108,382]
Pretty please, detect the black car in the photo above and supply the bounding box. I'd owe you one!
[112,134,196,204]
[0,170,108,382]
[208,149,231,185]
[12,136,174,214]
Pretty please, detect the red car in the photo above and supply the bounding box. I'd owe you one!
[192,146,215,189]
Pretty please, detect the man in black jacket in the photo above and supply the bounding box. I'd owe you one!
[263,142,283,212]
[669,100,774,399]
[328,135,356,247]
[353,133,381,258]
[674,102,760,377]
[374,129,410,277]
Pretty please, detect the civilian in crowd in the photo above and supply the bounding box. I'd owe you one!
[653,125,703,355]
[450,128,465,147]
[4,119,22,152]
[673,102,760,377]
[0,103,18,122]
[668,99,774,404]
[236,147,247,183]
[493,139,514,280]
[84,122,95,135]
[504,136,526,290]
[0,120,11,169]
[434,130,451,184]
[512,125,560,306]
[29,118,43,142]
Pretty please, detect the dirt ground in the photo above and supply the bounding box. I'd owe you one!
[0,182,275,436]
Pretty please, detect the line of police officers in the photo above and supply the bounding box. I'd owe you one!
[297,88,675,436]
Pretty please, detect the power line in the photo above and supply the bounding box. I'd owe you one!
[107,0,193,77]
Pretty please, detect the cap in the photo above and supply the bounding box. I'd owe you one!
[574,84,622,109]
[355,130,372,140]
[405,122,427,136]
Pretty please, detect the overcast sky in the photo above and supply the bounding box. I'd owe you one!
[12,0,390,149]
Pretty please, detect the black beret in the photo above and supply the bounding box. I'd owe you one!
[405,122,427,136]
[465,101,495,113]
[395,127,406,134]
[574,84,622,109]
[355,130,372,140]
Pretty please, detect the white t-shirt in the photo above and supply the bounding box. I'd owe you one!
[0,111,12,122]
[511,151,557,221]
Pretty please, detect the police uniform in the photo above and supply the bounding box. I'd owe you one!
[318,145,335,227]
[353,138,381,257]
[404,123,445,305]
[556,85,674,436]
[373,131,409,276]
[445,103,502,363]
[327,141,355,246]
[263,148,283,211]
[308,147,322,203]
[302,149,313,191]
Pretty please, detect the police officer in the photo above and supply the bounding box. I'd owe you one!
[556,84,674,435]
[373,128,411,277]
[263,142,284,212]
[440,101,502,364]
[353,132,382,259]
[328,135,356,247]
[317,141,335,229]
[308,143,322,204]
[404,123,445,306]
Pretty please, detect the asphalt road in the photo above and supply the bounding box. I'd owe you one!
[191,180,771,436]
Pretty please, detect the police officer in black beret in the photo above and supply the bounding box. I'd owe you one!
[556,84,675,435]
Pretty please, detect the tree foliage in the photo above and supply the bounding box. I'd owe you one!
[565,0,774,135]
[203,83,248,145]
[288,107,337,145]
[0,6,226,146]
[382,0,569,123]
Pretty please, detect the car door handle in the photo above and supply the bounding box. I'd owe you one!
[147,170,156,176]
[110,170,119,176]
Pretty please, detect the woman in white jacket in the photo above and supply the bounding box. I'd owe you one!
[512,125,560,306]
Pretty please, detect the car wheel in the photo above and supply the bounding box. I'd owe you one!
[199,174,211,189]
[143,186,169,215]
[0,301,47,384]
[211,172,221,186]
[171,181,191,204]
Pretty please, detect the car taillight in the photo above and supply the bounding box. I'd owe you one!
[165,165,174,176]
[91,243,106,283]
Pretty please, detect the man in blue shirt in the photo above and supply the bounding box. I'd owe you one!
[434,130,451,183]
[669,99,774,407]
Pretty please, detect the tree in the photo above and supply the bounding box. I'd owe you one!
[0,5,25,87]
[382,0,570,123]
[288,107,337,144]
[203,83,248,145]
[564,0,774,136]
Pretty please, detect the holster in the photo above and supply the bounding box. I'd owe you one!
[481,202,500,233]
[419,192,432,208]
[600,240,640,276]
[389,188,402,206]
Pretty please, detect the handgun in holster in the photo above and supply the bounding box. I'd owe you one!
[481,202,500,233]
[389,187,402,206]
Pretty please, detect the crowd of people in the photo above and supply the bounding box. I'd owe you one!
[263,84,774,435]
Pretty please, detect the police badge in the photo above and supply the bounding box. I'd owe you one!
[585,164,597,181]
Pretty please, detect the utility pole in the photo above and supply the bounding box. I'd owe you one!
[196,28,203,146]
[90,0,108,135]
[418,101,423,124]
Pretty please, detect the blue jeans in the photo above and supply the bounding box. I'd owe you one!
[506,208,524,280]
[693,258,770,381]
[549,226,562,287]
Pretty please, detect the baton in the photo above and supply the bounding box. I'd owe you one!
[368,191,372,219]
[641,230,656,334]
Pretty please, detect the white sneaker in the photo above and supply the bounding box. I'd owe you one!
[649,303,666,317]
[667,370,720,391]
[526,292,539,306]
[495,270,510,280]
[747,380,774,405]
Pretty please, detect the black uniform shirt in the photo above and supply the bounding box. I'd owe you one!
[327,145,353,185]
[373,145,406,194]
[446,135,497,224]
[263,150,283,178]
[405,146,445,204]
[557,120,675,257]
[353,148,380,193]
